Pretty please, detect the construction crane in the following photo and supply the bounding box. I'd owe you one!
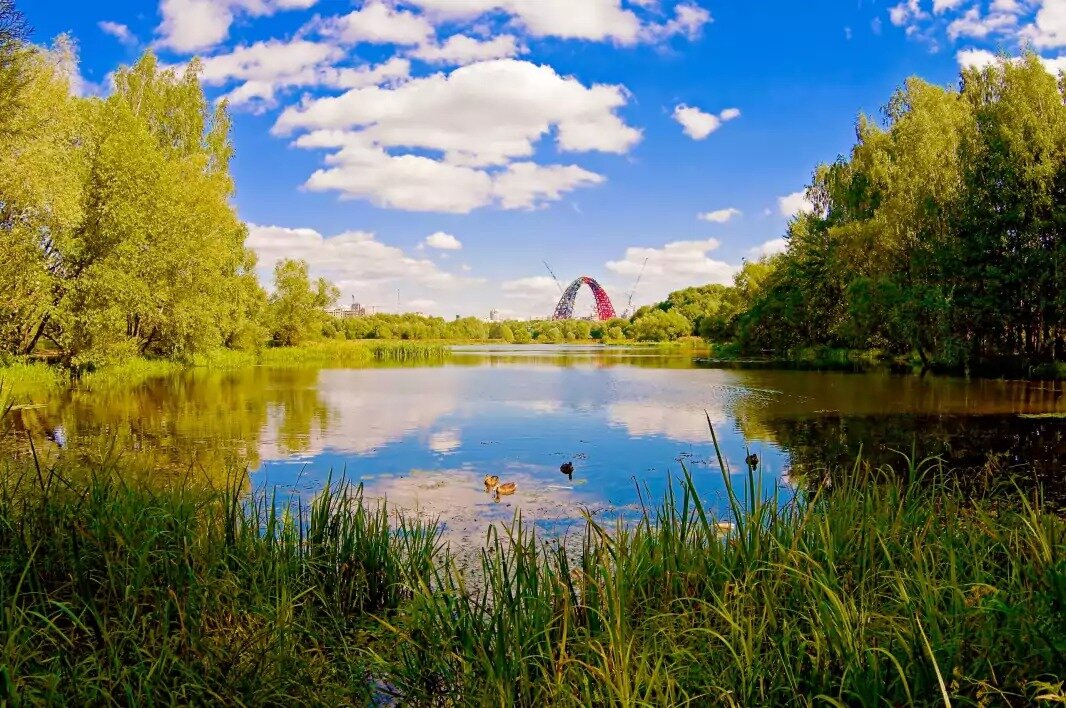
[543,261,565,294]
[622,257,650,318]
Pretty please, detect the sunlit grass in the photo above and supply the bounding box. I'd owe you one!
[1,411,1062,704]
[2,342,452,398]
[0,463,443,704]
[0,360,69,397]
[374,452,1066,705]
[259,340,449,366]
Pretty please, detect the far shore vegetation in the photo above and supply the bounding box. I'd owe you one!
[3,13,1066,382]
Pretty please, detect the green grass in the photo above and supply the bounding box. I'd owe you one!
[1,342,452,399]
[0,464,443,705]
[77,357,185,391]
[259,340,450,366]
[0,360,70,397]
[0,424,1063,704]
[371,455,1066,705]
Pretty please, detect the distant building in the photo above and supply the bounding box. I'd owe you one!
[329,299,368,318]
[489,308,500,322]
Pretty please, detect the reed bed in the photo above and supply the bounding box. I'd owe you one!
[0,465,443,705]
[0,427,1062,704]
[374,458,1066,706]
[259,341,449,367]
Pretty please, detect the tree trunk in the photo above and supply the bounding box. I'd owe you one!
[22,314,50,356]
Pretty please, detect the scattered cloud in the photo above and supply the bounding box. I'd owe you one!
[99,21,136,46]
[778,190,815,218]
[946,6,1018,42]
[311,1,434,46]
[672,104,740,140]
[424,232,463,250]
[698,207,741,224]
[957,47,999,70]
[247,223,466,312]
[889,0,927,28]
[956,47,1066,75]
[501,276,563,316]
[155,0,319,53]
[188,40,411,111]
[493,162,605,210]
[639,2,713,42]
[1023,0,1066,47]
[605,238,737,303]
[277,59,637,212]
[888,0,1066,58]
[749,238,788,258]
[402,0,710,45]
[410,34,523,65]
[275,59,639,165]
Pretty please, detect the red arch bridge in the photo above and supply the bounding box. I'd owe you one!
[552,276,617,321]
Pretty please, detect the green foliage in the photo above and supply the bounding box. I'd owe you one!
[0,0,30,133]
[734,54,1066,370]
[375,461,1066,705]
[267,259,339,347]
[0,468,442,704]
[626,309,692,342]
[0,46,265,365]
[538,325,563,343]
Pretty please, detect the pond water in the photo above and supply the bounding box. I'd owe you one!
[6,345,1066,542]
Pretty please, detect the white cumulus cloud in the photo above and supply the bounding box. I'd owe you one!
[192,39,410,111]
[606,238,737,304]
[778,190,815,218]
[411,34,523,65]
[155,0,319,53]
[749,238,788,258]
[276,59,636,212]
[312,1,434,46]
[698,208,741,224]
[424,232,463,250]
[99,21,136,45]
[672,104,740,140]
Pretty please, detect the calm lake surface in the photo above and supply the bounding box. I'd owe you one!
[7,345,1066,540]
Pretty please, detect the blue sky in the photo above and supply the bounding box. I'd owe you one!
[26,0,1066,318]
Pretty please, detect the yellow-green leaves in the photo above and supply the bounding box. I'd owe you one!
[0,46,261,364]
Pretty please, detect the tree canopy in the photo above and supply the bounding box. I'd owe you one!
[0,41,262,365]
[670,53,1066,372]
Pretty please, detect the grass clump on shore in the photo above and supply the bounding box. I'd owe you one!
[0,434,1063,704]
[0,359,69,397]
[0,467,442,705]
[0,341,452,397]
[259,340,449,366]
[375,460,1066,706]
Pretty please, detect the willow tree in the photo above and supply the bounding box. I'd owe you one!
[0,48,264,364]
[0,38,90,358]
[268,259,339,347]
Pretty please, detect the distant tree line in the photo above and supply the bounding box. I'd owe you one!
[323,313,635,344]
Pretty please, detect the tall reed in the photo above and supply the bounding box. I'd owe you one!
[0,464,443,705]
[374,449,1066,705]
